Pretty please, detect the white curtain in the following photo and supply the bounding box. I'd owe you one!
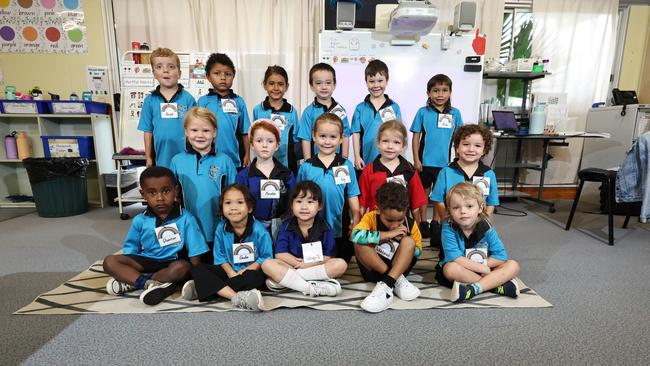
[112,0,323,112]
[523,0,618,185]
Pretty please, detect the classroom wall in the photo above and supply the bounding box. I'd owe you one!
[0,0,109,101]
[618,5,650,94]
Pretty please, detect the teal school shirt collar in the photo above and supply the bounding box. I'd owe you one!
[262,97,292,113]
[150,84,186,104]
[312,97,341,112]
[426,99,451,115]
[306,154,347,171]
[144,202,183,227]
[449,159,491,180]
[224,214,255,242]
[185,140,216,156]
[449,217,491,249]
[207,88,238,99]
[363,94,396,115]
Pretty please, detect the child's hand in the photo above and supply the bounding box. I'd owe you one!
[388,225,408,240]
[293,259,307,269]
[235,269,247,276]
[146,157,154,167]
[414,160,422,172]
[242,155,251,167]
[477,264,491,275]
[354,157,365,170]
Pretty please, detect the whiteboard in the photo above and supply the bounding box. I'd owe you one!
[319,30,483,160]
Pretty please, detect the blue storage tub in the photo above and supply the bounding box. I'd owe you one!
[48,101,109,114]
[1,100,50,114]
[41,136,95,159]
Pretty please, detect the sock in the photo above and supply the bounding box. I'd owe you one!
[492,280,519,298]
[296,264,330,281]
[279,268,311,293]
[134,273,153,290]
[382,273,397,289]
[470,283,483,295]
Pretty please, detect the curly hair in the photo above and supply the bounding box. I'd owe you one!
[452,124,493,156]
[206,53,236,76]
[376,182,409,212]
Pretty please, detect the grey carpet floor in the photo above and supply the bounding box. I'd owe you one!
[1,200,649,365]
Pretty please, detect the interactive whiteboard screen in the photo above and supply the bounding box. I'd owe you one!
[320,30,482,160]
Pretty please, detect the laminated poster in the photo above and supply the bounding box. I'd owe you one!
[0,0,87,53]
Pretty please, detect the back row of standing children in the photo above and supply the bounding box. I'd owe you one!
[110,47,520,312]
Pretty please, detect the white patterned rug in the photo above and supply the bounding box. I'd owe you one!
[15,248,552,314]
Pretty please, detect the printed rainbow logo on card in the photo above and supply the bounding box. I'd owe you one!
[157,226,180,240]
[234,244,255,255]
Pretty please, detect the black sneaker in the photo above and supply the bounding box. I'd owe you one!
[491,280,520,298]
[419,221,430,239]
[450,281,476,303]
[139,280,175,306]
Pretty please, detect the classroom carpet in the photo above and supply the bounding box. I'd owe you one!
[15,248,551,314]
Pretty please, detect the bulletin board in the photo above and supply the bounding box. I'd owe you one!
[320,30,483,160]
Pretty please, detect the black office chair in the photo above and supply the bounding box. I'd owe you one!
[565,168,640,245]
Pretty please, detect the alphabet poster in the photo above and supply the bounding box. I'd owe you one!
[0,0,88,53]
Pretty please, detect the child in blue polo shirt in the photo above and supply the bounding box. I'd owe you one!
[262,181,347,296]
[431,124,499,221]
[297,63,351,160]
[297,113,360,262]
[181,184,272,311]
[103,166,209,306]
[236,119,296,236]
[435,182,520,303]
[138,48,197,168]
[197,53,251,168]
[351,59,402,171]
[170,107,237,263]
[410,74,463,238]
[252,65,301,172]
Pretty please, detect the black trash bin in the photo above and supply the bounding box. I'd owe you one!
[24,158,90,218]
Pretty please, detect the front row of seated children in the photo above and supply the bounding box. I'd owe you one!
[103,164,520,312]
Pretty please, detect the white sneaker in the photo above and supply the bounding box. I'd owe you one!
[304,279,342,297]
[105,278,135,296]
[394,275,420,301]
[360,281,393,313]
[181,280,198,301]
[265,278,287,292]
[231,289,265,311]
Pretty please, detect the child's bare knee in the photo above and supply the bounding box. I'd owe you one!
[507,259,520,276]
[400,236,416,248]
[329,258,348,274]
[443,262,462,277]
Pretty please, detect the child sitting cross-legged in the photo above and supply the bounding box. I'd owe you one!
[262,181,347,296]
[352,182,422,313]
[436,182,520,303]
[103,166,209,306]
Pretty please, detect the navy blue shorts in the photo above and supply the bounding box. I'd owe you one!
[125,255,175,273]
[420,166,442,192]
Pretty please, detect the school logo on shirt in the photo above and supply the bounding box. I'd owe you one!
[233,242,255,264]
[209,166,220,182]
[155,223,182,247]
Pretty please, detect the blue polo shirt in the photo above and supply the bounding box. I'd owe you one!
[137,85,196,168]
[122,204,209,261]
[235,158,296,221]
[351,94,402,163]
[430,160,499,206]
[439,219,507,267]
[170,143,237,240]
[296,154,360,237]
[197,89,251,167]
[252,97,299,167]
[410,103,463,168]
[274,216,336,257]
[297,97,351,155]
[213,216,273,271]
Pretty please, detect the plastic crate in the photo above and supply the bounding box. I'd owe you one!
[48,101,109,114]
[1,100,50,114]
[41,136,95,159]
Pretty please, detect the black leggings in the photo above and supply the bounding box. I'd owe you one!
[191,263,265,302]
